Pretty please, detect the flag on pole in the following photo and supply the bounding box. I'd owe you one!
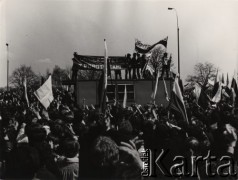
[179,79,184,96]
[163,78,169,102]
[227,73,229,87]
[122,86,127,108]
[99,39,109,112]
[170,77,189,124]
[221,73,225,84]
[23,76,29,107]
[231,73,238,106]
[222,88,230,99]
[214,69,219,84]
[34,75,54,109]
[212,82,222,103]
[193,83,210,109]
[212,69,220,98]
[151,69,160,100]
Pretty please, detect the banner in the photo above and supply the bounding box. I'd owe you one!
[73,52,126,70]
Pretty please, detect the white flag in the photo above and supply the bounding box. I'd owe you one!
[212,82,222,103]
[123,86,127,108]
[34,75,54,109]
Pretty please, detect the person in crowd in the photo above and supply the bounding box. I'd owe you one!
[125,53,132,80]
[4,143,40,179]
[89,136,142,179]
[161,52,171,78]
[57,139,79,180]
[115,69,122,80]
[132,53,137,79]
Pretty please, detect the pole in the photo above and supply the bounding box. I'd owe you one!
[168,8,180,77]
[6,43,9,91]
[174,9,180,77]
[177,25,180,76]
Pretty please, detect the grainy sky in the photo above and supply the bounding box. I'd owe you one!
[0,0,238,87]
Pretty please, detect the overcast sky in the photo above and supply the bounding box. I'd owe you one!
[0,0,238,87]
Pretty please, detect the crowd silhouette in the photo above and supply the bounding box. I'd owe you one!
[0,83,238,179]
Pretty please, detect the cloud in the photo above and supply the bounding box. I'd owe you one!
[37,58,52,63]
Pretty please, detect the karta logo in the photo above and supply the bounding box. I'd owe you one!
[141,149,237,178]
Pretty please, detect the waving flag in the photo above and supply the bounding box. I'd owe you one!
[212,82,222,103]
[214,69,219,84]
[193,83,210,109]
[231,74,238,106]
[227,73,229,87]
[23,76,29,107]
[170,77,188,124]
[135,37,168,54]
[212,69,221,98]
[221,73,225,84]
[34,75,54,109]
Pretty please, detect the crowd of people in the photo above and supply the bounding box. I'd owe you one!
[0,83,238,179]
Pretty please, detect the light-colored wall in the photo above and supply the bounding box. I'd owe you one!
[76,79,172,107]
[76,81,97,106]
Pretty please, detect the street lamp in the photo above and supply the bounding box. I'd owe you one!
[168,7,180,77]
[6,43,9,91]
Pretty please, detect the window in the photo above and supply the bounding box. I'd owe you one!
[106,84,115,101]
[106,84,134,102]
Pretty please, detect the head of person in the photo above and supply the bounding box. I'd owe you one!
[90,136,119,178]
[59,138,80,158]
[5,143,40,179]
[100,114,111,131]
[25,123,47,144]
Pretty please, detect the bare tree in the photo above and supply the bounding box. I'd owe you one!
[150,46,166,72]
[10,65,40,89]
[149,46,174,75]
[52,65,69,87]
[65,65,72,80]
[186,62,218,89]
[77,70,102,80]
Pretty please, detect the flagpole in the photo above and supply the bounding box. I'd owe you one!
[152,68,160,104]
[100,39,108,113]
[168,8,180,77]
